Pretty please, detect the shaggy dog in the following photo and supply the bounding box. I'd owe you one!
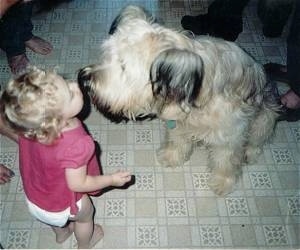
[78,5,280,195]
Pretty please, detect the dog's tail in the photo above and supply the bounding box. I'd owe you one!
[109,5,155,34]
[261,79,282,124]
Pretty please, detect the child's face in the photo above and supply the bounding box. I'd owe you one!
[54,74,84,120]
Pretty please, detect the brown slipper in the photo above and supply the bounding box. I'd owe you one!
[8,54,30,75]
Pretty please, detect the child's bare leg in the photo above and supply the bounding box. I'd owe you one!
[88,224,104,248]
[51,222,74,243]
[72,194,104,249]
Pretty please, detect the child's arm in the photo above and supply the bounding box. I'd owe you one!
[65,165,131,193]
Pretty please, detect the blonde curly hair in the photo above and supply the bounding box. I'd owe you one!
[0,67,67,144]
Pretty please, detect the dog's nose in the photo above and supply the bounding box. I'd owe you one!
[77,66,92,90]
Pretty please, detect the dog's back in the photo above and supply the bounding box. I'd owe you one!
[109,5,154,35]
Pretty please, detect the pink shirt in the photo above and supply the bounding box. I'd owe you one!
[19,121,101,215]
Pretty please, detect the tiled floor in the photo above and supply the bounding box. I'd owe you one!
[0,0,299,249]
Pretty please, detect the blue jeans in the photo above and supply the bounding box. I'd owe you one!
[0,2,33,58]
[287,0,300,97]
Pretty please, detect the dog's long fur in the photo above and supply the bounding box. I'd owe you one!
[78,5,280,195]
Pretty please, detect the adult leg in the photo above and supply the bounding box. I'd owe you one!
[278,0,300,122]
[19,1,53,55]
[262,0,295,84]
[181,0,249,41]
[210,0,250,41]
[0,2,31,74]
[0,2,52,74]
[264,1,300,120]
[207,0,250,20]
[0,2,33,57]
[257,0,294,37]
[282,0,300,109]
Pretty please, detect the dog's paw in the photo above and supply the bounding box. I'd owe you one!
[156,145,185,167]
[208,174,235,196]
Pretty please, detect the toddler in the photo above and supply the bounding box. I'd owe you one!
[0,67,132,248]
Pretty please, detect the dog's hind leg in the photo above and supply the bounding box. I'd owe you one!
[245,107,278,164]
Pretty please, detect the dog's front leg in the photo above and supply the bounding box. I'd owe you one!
[207,145,244,196]
[156,126,193,167]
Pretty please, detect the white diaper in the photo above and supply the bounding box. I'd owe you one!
[25,196,82,227]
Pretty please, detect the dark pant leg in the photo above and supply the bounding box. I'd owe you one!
[21,2,34,41]
[206,0,250,41]
[257,0,294,37]
[208,0,250,19]
[287,0,300,96]
[0,2,33,57]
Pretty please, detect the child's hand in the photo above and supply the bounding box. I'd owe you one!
[111,170,131,187]
[0,164,15,185]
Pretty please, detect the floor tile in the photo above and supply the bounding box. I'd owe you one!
[0,0,299,249]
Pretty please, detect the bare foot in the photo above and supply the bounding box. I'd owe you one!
[8,54,30,75]
[281,89,300,109]
[89,224,104,248]
[55,222,74,244]
[25,36,53,55]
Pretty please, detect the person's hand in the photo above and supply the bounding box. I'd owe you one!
[0,164,15,184]
[111,170,131,187]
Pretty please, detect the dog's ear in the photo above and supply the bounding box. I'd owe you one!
[77,66,93,89]
[150,48,203,111]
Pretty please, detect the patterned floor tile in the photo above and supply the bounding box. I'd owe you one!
[6,229,31,249]
[199,225,224,247]
[263,225,289,246]
[0,0,299,249]
[136,225,159,247]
